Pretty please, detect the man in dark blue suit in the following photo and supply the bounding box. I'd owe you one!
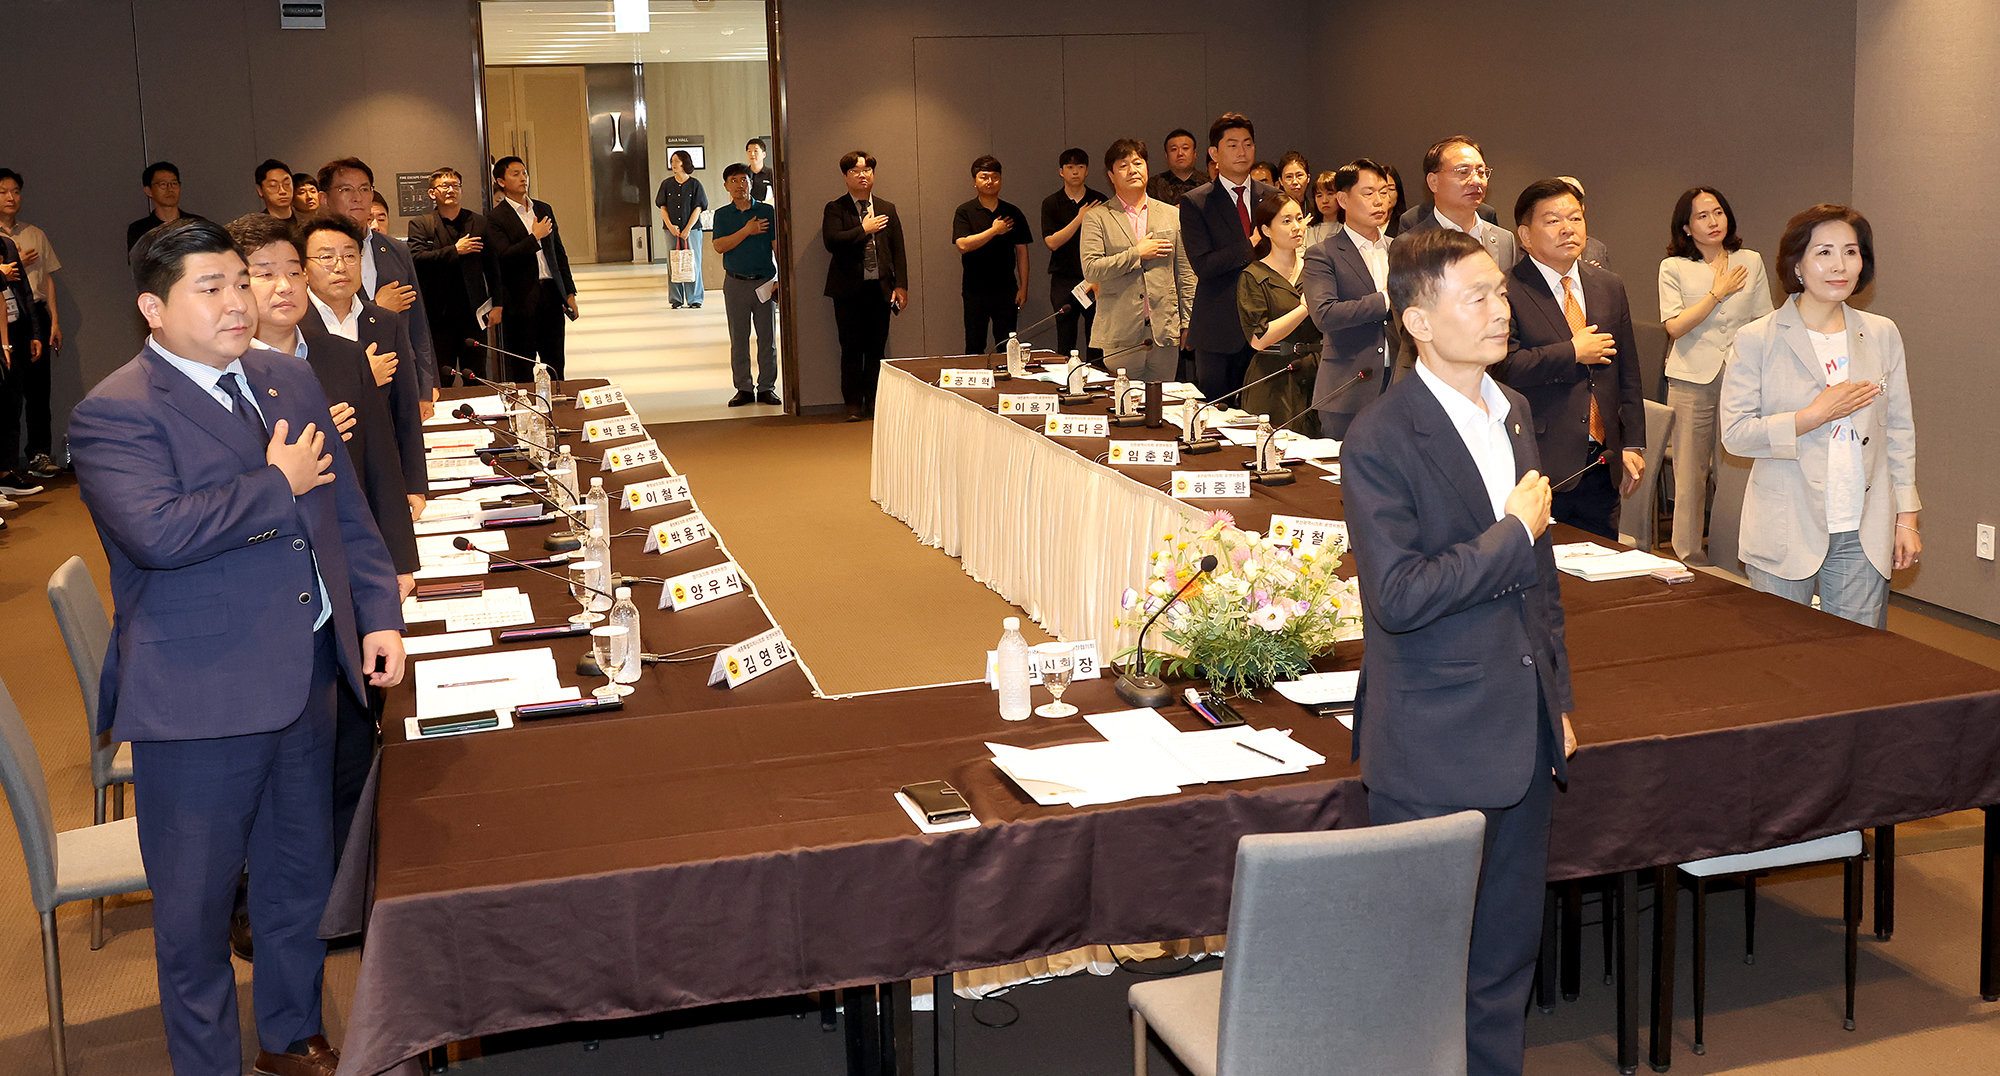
[1342,228,1575,1076]
[70,220,405,1076]
[319,158,442,411]
[1301,158,1398,439]
[1178,112,1274,400]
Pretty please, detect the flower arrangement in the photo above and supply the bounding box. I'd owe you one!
[1114,510,1362,697]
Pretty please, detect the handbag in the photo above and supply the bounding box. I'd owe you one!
[669,239,697,283]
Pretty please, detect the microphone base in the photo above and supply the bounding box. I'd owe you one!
[543,533,583,553]
[992,370,1012,381]
[1108,413,1148,427]
[1058,392,1098,406]
[1245,464,1296,485]
[1114,673,1174,709]
[1179,438,1222,454]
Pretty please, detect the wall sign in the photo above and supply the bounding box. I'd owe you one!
[396,173,434,217]
[280,2,325,30]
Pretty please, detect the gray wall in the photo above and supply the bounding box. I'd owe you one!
[585,63,652,263]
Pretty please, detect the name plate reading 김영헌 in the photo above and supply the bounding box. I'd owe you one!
[643,511,712,553]
[939,369,995,389]
[661,560,744,610]
[602,440,665,471]
[1108,440,1180,466]
[1268,515,1347,553]
[584,415,647,443]
[1171,470,1252,500]
[709,627,797,688]
[997,394,1061,416]
[1045,413,1109,438]
[624,475,692,511]
[574,385,628,410]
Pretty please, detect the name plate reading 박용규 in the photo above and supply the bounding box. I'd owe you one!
[996,394,1061,416]
[643,511,713,553]
[1268,515,1347,553]
[574,385,627,410]
[624,475,692,511]
[1045,413,1110,438]
[602,440,665,472]
[661,560,744,610]
[709,627,796,688]
[1171,470,1252,500]
[939,369,995,389]
[1108,440,1180,466]
[583,415,647,443]
[985,639,1102,687]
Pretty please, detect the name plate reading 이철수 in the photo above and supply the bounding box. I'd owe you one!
[939,369,995,389]
[996,393,1061,416]
[1045,413,1110,438]
[1108,440,1181,466]
[708,627,797,688]
[583,415,647,443]
[1268,514,1348,553]
[623,475,692,511]
[574,385,627,410]
[985,639,1102,687]
[643,511,713,553]
[1170,470,1252,500]
[601,440,665,472]
[661,560,744,610]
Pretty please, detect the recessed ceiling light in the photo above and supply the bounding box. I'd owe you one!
[720,27,735,35]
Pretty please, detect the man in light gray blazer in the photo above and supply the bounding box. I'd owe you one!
[1080,139,1195,383]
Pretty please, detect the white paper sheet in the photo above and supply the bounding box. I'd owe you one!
[414,647,564,718]
[402,629,495,656]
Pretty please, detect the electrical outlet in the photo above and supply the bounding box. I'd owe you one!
[1979,524,1996,561]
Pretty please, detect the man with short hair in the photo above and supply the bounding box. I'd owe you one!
[406,166,503,386]
[292,174,322,214]
[127,161,205,251]
[1302,158,1398,439]
[1147,128,1206,206]
[318,157,441,405]
[256,159,296,219]
[1040,148,1107,361]
[821,150,908,421]
[1343,226,1574,1076]
[0,167,64,479]
[951,155,1032,356]
[713,162,780,407]
[745,137,775,204]
[0,222,44,499]
[486,156,579,380]
[1180,112,1274,399]
[1079,138,1193,383]
[1394,137,1515,270]
[70,217,405,1076]
[1495,178,1644,541]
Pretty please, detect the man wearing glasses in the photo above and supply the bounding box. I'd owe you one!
[406,167,503,386]
[126,161,205,252]
[317,157,441,411]
[1391,137,1516,373]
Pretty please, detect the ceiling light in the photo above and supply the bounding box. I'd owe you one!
[613,0,649,33]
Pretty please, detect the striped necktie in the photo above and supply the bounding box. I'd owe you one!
[1561,277,1605,445]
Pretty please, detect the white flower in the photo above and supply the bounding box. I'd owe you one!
[1249,604,1292,632]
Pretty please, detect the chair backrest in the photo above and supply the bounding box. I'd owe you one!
[46,556,115,781]
[1618,399,1677,550]
[0,672,62,913]
[1213,811,1485,1076]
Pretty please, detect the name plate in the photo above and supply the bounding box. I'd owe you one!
[1171,470,1252,499]
[1108,440,1181,466]
[939,368,995,389]
[708,626,797,688]
[583,415,647,443]
[984,639,1102,687]
[661,560,744,610]
[601,440,665,472]
[623,475,692,511]
[1269,514,1348,553]
[996,393,1060,416]
[643,511,713,553]
[574,385,627,410]
[1044,413,1109,438]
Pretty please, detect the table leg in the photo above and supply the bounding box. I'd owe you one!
[1649,866,1677,1072]
[1562,880,1583,1002]
[1873,824,1896,940]
[1983,806,1999,1002]
[822,990,838,1032]
[933,974,956,1076]
[427,1045,449,1073]
[843,986,881,1076]
[1616,870,1639,1075]
[881,981,913,1076]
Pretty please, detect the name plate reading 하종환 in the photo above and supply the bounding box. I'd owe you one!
[709,627,797,688]
[583,415,647,443]
[574,385,627,410]
[1171,470,1252,500]
[939,369,996,389]
[623,475,692,511]
[1268,515,1348,553]
[643,511,713,553]
[1045,413,1110,438]
[996,394,1061,416]
[601,440,665,472]
[1108,440,1180,466]
[661,560,745,611]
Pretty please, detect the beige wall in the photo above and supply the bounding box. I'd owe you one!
[644,60,771,288]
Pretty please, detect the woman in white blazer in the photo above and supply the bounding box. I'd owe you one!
[1080,138,1195,383]
[1659,187,1772,562]
[1720,204,1920,627]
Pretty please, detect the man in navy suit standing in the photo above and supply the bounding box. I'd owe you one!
[1301,158,1398,438]
[1178,113,1273,400]
[1342,227,1575,1076]
[70,219,405,1076]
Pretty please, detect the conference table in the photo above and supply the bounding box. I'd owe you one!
[337,369,2000,1076]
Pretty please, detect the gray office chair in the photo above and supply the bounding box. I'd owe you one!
[47,555,133,950]
[1129,811,1485,1076]
[0,672,149,1076]
[1618,399,1677,552]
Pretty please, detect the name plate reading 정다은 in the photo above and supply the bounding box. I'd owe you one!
[1108,440,1180,466]
[1171,470,1252,500]
[602,440,665,472]
[574,385,628,410]
[1045,413,1110,438]
[1268,515,1348,553]
[643,511,713,553]
[661,560,744,611]
[939,368,995,389]
[708,627,797,688]
[985,639,1101,687]
[624,475,692,511]
[996,393,1061,416]
[583,415,647,443]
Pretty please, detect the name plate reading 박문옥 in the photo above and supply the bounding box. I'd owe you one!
[1171,470,1252,500]
[643,511,713,553]
[583,415,647,443]
[709,627,797,688]
[996,394,1061,416]
[602,440,665,472]
[623,475,692,511]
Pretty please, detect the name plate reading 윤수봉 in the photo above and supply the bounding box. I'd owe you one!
[939,369,995,389]
[602,440,665,472]
[661,560,745,610]
[1171,470,1252,500]
[643,511,713,553]
[709,627,796,688]
[623,475,691,511]
[1108,440,1180,466]
[996,393,1061,416]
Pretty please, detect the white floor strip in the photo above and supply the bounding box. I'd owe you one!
[564,262,785,424]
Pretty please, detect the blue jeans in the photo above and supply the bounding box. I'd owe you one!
[1745,529,1888,627]
[670,232,705,307]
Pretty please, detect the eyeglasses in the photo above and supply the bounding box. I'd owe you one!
[1448,166,1493,182]
[431,181,461,191]
[307,251,361,268]
[332,184,373,197]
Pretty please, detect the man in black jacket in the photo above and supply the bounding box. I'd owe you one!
[822,150,908,421]
[487,156,579,380]
[407,167,503,385]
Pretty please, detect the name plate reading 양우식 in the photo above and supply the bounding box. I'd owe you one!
[708,627,797,688]
[602,440,665,472]
[661,560,744,610]
[939,368,995,389]
[643,511,713,553]
[985,639,1102,687]
[574,385,627,410]
[1171,470,1252,500]
[1108,440,1181,466]
[623,475,692,511]
[1268,514,1348,553]
[1045,413,1110,438]
[584,415,647,443]
[996,393,1061,416]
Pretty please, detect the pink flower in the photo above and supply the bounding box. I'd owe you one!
[1295,599,1312,615]
[1231,546,1252,565]
[1202,510,1236,529]
[1249,604,1292,632]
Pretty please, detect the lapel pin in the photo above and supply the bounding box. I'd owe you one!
[267,388,278,397]
[1513,423,1521,434]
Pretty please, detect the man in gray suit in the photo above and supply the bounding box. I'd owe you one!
[1394,136,1516,268]
[1302,158,1397,438]
[1080,138,1195,382]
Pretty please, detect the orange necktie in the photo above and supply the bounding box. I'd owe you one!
[1562,277,1605,445]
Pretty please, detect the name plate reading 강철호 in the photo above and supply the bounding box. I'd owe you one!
[985,639,1102,687]
[1108,440,1180,466]
[602,440,665,472]
[1171,470,1252,500]
[996,393,1061,416]
[1045,413,1110,438]
[661,560,744,610]
[939,368,995,389]
[1268,514,1348,553]
[709,627,797,688]
[574,385,627,410]
[583,415,647,443]
[643,511,713,553]
[624,475,692,511]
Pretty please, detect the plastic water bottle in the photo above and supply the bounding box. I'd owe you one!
[1066,350,1084,393]
[585,527,613,611]
[552,446,580,508]
[609,586,642,683]
[1113,367,1131,415]
[1005,331,1023,376]
[586,477,610,534]
[533,360,554,414]
[520,407,548,466]
[1254,414,1275,470]
[997,617,1031,721]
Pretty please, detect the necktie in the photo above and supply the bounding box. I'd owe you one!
[220,372,269,444]
[1561,277,1605,445]
[1234,185,1252,238]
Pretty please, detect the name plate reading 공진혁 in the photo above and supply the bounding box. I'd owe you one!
[939,369,995,389]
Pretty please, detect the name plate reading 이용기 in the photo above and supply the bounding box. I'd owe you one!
[1108,440,1180,466]
[939,369,995,389]
[602,440,665,472]
[583,415,647,443]
[1045,413,1110,438]
[1170,470,1252,500]
[996,394,1061,416]
[643,511,713,553]
[709,627,797,688]
[661,560,744,610]
[574,385,627,410]
[623,475,692,511]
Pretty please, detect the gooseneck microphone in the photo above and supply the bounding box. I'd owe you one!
[454,403,596,461]
[463,339,571,401]
[1115,553,1220,709]
[451,535,609,598]
[1179,362,1298,453]
[1552,452,1609,492]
